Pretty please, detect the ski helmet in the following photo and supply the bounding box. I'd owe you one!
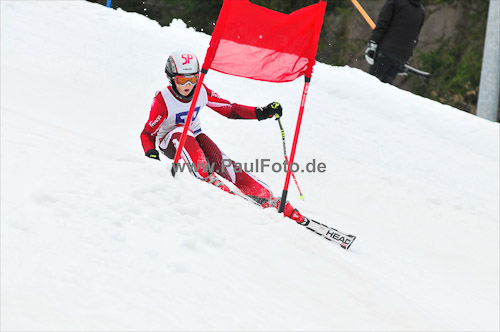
[165,50,200,101]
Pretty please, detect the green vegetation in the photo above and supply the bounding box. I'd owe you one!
[415,43,482,113]
[413,0,487,114]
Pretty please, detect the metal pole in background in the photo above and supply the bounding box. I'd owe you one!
[107,0,112,8]
[477,0,499,122]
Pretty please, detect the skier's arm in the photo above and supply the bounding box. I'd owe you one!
[140,92,167,157]
[205,86,257,119]
[369,0,395,43]
[205,86,282,120]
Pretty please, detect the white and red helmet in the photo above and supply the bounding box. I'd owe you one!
[165,50,200,101]
[165,50,200,78]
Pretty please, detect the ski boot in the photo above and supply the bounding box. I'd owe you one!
[268,196,310,226]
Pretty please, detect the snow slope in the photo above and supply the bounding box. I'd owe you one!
[1,1,499,331]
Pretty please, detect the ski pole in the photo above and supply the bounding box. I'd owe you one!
[275,114,305,201]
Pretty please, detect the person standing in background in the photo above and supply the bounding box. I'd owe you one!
[365,0,425,85]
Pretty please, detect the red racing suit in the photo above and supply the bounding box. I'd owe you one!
[140,84,256,153]
[140,84,305,223]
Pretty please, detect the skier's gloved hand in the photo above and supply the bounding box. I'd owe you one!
[365,40,378,65]
[146,149,160,160]
[256,102,283,121]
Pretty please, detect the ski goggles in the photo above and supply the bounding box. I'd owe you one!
[174,74,199,86]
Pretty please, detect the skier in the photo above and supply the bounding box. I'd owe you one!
[365,0,425,84]
[140,50,309,225]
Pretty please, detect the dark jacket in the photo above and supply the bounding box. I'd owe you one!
[369,0,425,60]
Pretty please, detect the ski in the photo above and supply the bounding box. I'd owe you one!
[379,53,430,79]
[302,218,356,250]
[229,189,357,249]
[404,64,431,78]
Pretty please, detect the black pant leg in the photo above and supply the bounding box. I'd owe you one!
[369,55,391,82]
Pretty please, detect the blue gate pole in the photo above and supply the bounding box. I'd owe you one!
[107,0,112,8]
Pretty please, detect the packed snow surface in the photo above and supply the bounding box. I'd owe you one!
[1,1,499,331]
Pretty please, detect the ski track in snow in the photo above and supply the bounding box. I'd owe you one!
[1,1,499,331]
